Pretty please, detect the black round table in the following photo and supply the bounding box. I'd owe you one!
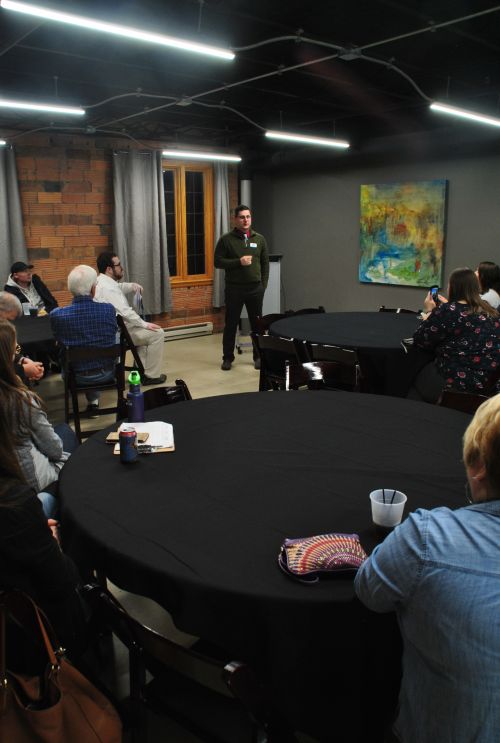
[60,392,469,741]
[15,315,55,358]
[271,311,426,396]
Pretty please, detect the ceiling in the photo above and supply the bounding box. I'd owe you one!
[1,0,500,168]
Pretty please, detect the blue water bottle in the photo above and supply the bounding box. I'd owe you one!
[127,370,145,423]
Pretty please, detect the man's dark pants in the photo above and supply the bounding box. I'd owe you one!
[223,282,264,361]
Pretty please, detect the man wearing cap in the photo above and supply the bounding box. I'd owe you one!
[4,261,58,314]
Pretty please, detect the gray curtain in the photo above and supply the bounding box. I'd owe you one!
[0,147,26,282]
[212,162,230,308]
[112,150,172,314]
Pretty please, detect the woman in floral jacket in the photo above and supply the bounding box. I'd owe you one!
[409,268,500,403]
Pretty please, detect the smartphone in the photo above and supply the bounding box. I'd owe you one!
[429,285,440,305]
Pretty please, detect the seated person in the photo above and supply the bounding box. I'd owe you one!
[0,403,83,656]
[4,260,58,314]
[355,393,500,743]
[0,291,44,382]
[50,265,118,417]
[477,260,500,310]
[0,319,77,501]
[95,251,166,386]
[408,267,500,403]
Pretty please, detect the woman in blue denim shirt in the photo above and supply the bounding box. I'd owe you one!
[355,394,500,743]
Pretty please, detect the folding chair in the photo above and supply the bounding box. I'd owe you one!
[285,361,343,390]
[291,306,325,316]
[254,313,287,335]
[117,315,146,380]
[143,379,192,410]
[251,332,304,391]
[438,389,490,414]
[83,584,298,743]
[63,344,126,443]
[304,342,365,392]
[379,306,418,314]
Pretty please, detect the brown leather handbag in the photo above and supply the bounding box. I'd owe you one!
[0,590,122,743]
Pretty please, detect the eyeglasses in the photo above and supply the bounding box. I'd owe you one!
[465,481,473,504]
[112,261,121,268]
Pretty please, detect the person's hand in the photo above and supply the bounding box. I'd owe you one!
[240,255,252,266]
[131,283,143,293]
[22,358,44,380]
[423,291,437,313]
[47,519,60,544]
[146,322,162,331]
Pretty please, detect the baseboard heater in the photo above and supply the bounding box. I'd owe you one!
[163,322,213,341]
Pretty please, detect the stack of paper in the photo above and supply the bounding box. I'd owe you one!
[114,421,175,453]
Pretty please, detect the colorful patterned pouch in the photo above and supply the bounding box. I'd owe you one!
[278,532,368,584]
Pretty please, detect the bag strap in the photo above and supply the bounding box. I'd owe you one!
[0,594,6,714]
[0,591,59,669]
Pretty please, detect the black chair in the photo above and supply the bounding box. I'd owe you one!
[379,306,418,314]
[117,315,146,380]
[438,389,490,414]
[63,344,126,443]
[290,306,325,315]
[254,313,287,335]
[251,333,304,391]
[285,361,345,390]
[83,584,298,743]
[143,379,192,410]
[304,342,364,392]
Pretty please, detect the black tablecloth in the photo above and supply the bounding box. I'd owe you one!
[15,315,54,346]
[271,311,428,396]
[271,312,419,350]
[14,315,56,365]
[60,392,468,740]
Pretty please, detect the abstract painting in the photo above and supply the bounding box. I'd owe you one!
[359,180,447,287]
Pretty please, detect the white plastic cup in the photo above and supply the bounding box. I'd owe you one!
[22,302,31,316]
[370,489,407,528]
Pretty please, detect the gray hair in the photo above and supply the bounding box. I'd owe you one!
[68,265,97,297]
[0,291,22,319]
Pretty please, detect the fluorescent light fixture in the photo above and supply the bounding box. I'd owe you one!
[430,101,500,128]
[0,98,84,115]
[1,0,235,61]
[0,139,6,145]
[265,130,350,149]
[162,150,241,162]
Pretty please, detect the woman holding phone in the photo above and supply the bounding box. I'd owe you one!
[408,267,500,403]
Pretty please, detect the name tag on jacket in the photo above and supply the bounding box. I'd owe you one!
[249,242,257,248]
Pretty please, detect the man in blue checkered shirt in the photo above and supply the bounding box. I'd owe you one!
[50,265,118,417]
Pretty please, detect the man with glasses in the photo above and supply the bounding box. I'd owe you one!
[94,252,166,385]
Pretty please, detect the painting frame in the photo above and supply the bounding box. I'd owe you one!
[359,179,448,288]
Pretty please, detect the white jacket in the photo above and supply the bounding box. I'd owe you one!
[94,274,147,330]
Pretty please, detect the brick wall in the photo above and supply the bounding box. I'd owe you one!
[14,132,238,331]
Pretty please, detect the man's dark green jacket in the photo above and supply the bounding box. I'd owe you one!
[214,228,269,288]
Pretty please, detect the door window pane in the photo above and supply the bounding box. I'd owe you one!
[163,170,177,277]
[185,171,205,275]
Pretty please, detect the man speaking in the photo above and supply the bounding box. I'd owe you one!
[214,205,269,371]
